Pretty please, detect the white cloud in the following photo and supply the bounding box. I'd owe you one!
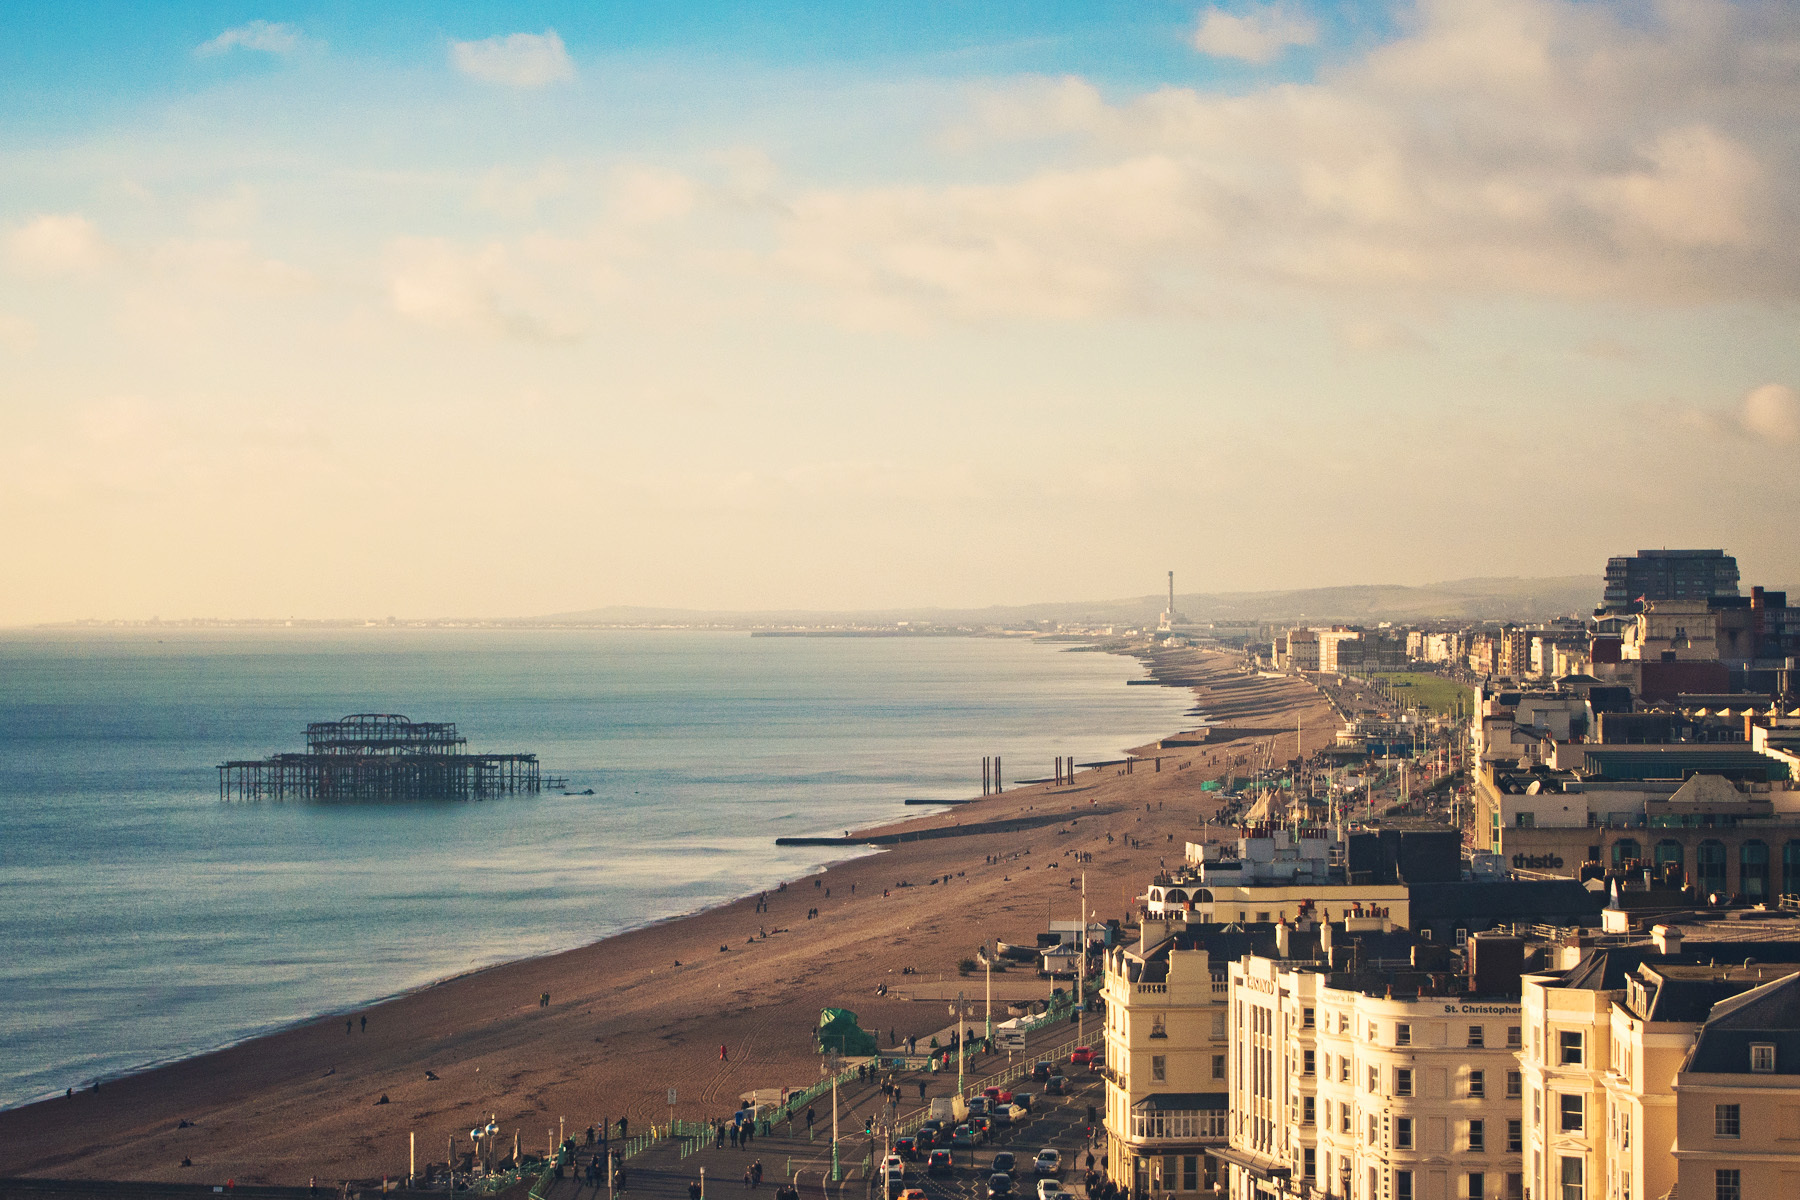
[1738,383,1800,444]
[776,0,1800,322]
[383,237,582,341]
[5,214,110,276]
[196,20,306,57]
[449,30,575,88]
[1192,4,1318,64]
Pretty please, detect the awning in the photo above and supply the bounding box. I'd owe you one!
[1132,1092,1228,1112]
[1209,1145,1291,1181]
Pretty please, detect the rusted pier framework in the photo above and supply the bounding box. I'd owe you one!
[219,713,541,801]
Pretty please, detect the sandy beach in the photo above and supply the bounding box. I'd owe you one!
[0,647,1339,1186]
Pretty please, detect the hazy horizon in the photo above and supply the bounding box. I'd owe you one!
[5,2,1798,625]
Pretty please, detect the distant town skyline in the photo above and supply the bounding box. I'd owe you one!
[3,1,1797,625]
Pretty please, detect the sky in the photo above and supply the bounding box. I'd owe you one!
[2,0,1797,623]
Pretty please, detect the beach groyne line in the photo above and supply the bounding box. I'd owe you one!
[774,806,1119,847]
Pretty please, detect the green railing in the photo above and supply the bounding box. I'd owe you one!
[527,1162,557,1200]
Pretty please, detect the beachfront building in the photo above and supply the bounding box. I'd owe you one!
[1222,934,1527,1200]
[1472,759,1800,895]
[1518,922,1800,1200]
[1101,920,1263,1195]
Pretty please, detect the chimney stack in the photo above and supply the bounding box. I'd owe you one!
[1653,924,1683,954]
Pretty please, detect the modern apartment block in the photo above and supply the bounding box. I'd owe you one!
[1601,550,1740,616]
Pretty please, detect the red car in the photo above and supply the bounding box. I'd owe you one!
[1069,1047,1096,1066]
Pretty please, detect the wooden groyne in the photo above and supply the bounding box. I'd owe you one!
[775,806,1115,846]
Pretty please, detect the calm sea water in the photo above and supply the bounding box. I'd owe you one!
[0,629,1188,1108]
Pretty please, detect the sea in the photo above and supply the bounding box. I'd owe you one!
[0,627,1191,1110]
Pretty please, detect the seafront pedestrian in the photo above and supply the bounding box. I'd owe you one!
[360,1016,367,1033]
[729,1124,739,1149]
[345,1019,352,1035]
[720,1043,729,1061]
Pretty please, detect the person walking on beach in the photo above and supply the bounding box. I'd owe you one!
[720,1043,729,1061]
[360,1015,366,1033]
[345,1019,352,1035]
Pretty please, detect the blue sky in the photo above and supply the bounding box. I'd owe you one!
[1,1,1797,622]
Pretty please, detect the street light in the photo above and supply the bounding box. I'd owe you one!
[823,1048,843,1183]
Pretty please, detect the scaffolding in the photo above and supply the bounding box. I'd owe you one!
[219,713,542,802]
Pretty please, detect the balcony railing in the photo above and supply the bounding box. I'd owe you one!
[1129,1111,1228,1142]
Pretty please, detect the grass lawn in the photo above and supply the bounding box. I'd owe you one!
[1370,672,1474,719]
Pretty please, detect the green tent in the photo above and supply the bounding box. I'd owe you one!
[817,1008,878,1056]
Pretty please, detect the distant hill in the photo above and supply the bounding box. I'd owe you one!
[539,575,1599,628]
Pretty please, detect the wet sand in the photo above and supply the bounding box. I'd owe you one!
[0,648,1339,1186]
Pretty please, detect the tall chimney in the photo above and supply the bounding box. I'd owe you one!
[1168,571,1175,614]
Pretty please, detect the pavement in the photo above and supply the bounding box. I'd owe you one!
[537,1016,1107,1200]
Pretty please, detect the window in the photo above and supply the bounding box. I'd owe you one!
[1302,1096,1315,1126]
[1621,1109,1630,1149]
[1396,1117,1413,1149]
[1302,1006,1315,1029]
[1534,1089,1542,1126]
[1302,1050,1315,1076]
[1396,1171,1413,1200]
[1340,1057,1351,1083]
[1559,1156,1583,1200]
[1560,1093,1584,1133]
[1468,1173,1486,1200]
[1256,911,1270,922]
[1515,812,1535,828]
[1368,1114,1378,1145]
[1506,1174,1524,1200]
[1751,1043,1776,1073]
[1302,1148,1315,1181]
[1341,1103,1352,1134]
[1369,1065,1379,1093]
[1182,1156,1197,1191]
[1469,1119,1485,1152]
[1212,1054,1225,1080]
[1715,1169,1741,1200]
[1715,1104,1740,1138]
[1506,1070,1522,1099]
[1469,1025,1486,1048]
[1507,1026,1522,1050]
[1396,1068,1413,1097]
[1339,1013,1350,1034]
[1469,1069,1485,1098]
[1559,1030,1584,1065]
[1397,1022,1412,1046]
[1151,1055,1166,1082]
[1508,1119,1522,1152]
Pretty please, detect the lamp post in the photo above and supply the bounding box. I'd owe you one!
[823,1049,842,1182]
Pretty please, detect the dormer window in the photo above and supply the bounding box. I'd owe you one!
[1751,1043,1776,1073]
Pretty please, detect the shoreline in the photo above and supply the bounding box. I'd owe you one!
[0,645,1341,1186]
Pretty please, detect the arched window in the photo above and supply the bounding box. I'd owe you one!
[1741,841,1770,901]
[1654,840,1684,884]
[1697,840,1727,896]
[1781,842,1800,900]
[1165,889,1189,905]
[1611,839,1641,867]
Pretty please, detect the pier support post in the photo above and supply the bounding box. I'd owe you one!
[994,756,1001,794]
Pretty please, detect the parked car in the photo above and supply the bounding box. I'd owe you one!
[1033,1150,1061,1178]
[1069,1046,1096,1066]
[928,1151,954,1178]
[1037,1181,1063,1200]
[987,1175,1014,1199]
[883,1156,905,1186]
[1031,1061,1053,1080]
[901,1190,928,1200]
[983,1086,1003,1101]
[988,1106,1012,1128]
[995,1089,1014,1104]
[991,1152,1017,1177]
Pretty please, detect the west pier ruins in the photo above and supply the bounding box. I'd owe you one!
[218,713,545,801]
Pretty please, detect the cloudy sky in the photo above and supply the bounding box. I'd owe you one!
[3,1,1797,623]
